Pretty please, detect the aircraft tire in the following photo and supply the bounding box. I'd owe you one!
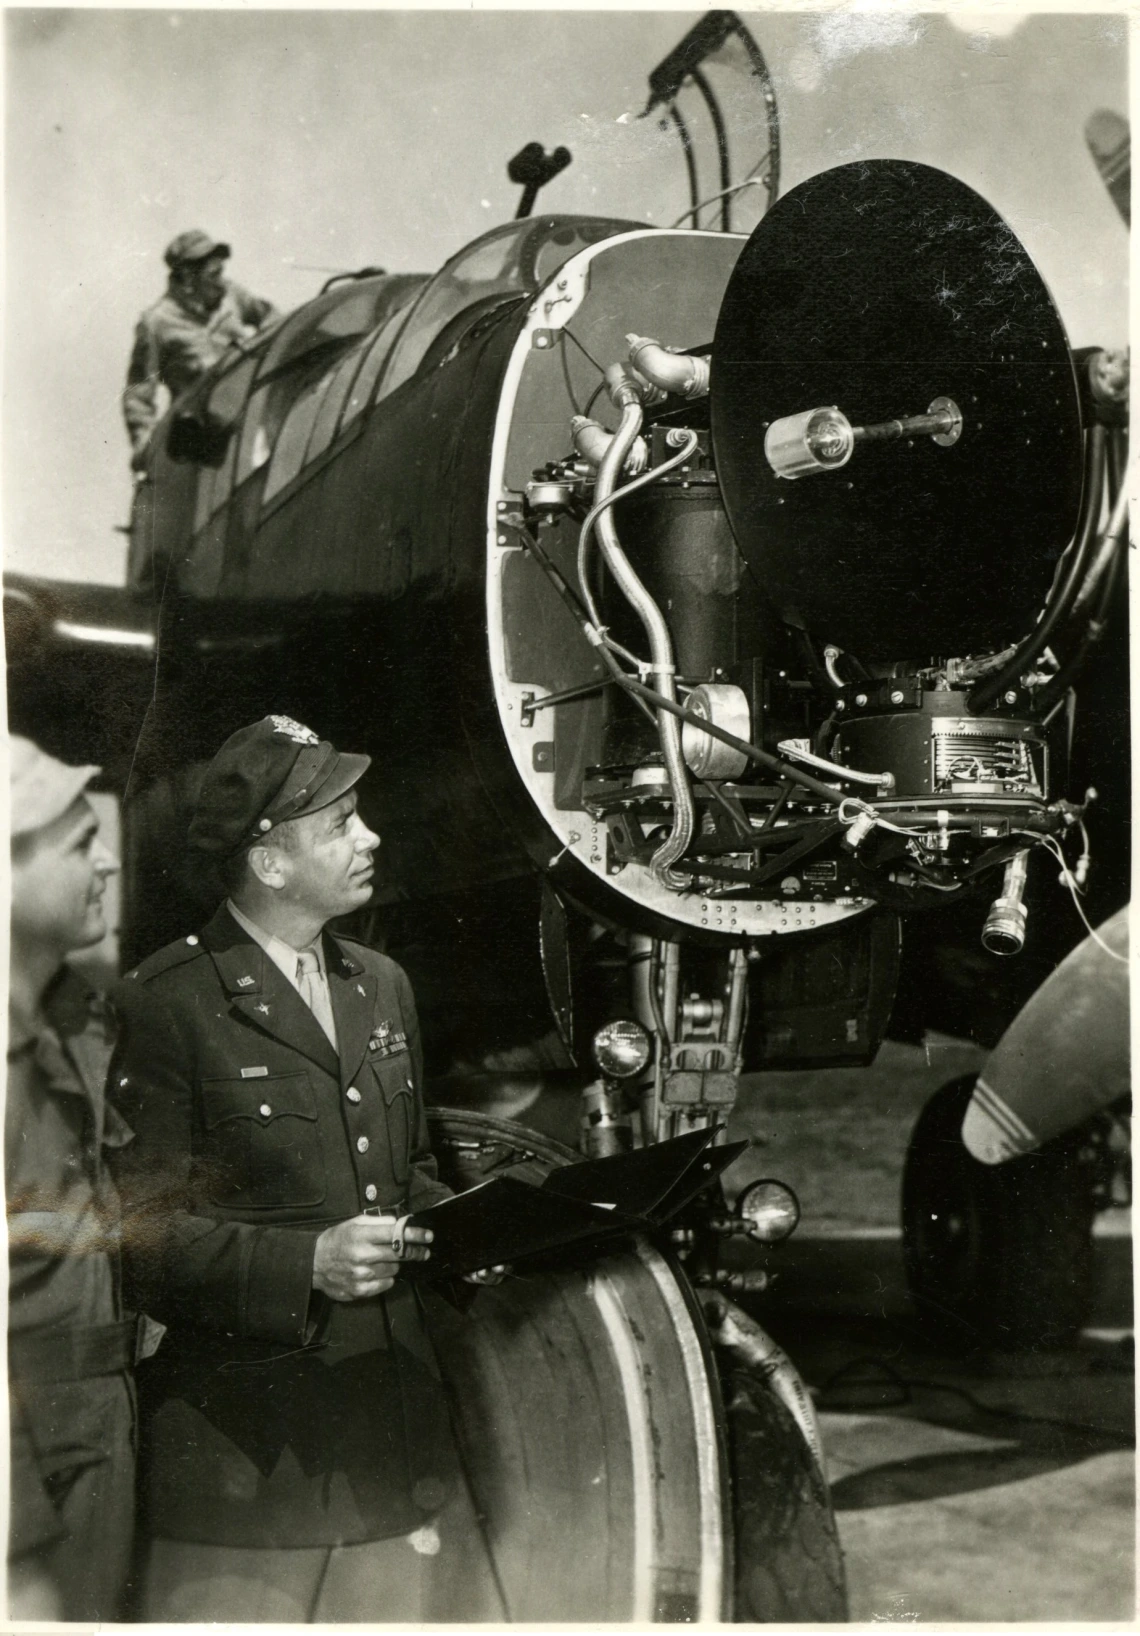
[721,1358,848,1622]
[424,1107,848,1621]
[901,1074,1098,1351]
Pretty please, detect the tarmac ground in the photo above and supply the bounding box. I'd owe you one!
[747,1227,1134,1624]
[723,1041,1135,1626]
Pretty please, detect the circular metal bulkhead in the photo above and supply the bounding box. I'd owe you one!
[710,160,1084,659]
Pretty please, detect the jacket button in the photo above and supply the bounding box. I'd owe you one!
[186,935,199,946]
[356,1136,370,1154]
[406,1077,414,1089]
[364,1184,378,1202]
[260,1104,272,1118]
[346,1087,361,1104]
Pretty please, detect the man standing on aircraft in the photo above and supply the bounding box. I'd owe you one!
[108,715,497,1621]
[122,230,279,466]
[7,738,135,1620]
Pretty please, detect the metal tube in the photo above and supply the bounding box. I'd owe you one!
[592,379,695,882]
[662,941,682,1047]
[851,402,962,445]
[626,336,710,401]
[723,947,749,1053]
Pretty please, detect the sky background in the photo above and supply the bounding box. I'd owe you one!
[4,7,1129,585]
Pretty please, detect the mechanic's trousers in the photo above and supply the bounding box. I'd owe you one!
[8,1370,136,1620]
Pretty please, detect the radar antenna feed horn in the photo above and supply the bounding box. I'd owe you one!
[765,399,963,479]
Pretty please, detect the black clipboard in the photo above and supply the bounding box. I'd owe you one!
[406,1129,746,1279]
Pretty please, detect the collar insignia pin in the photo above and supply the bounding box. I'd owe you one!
[256,1003,270,1015]
[237,975,255,988]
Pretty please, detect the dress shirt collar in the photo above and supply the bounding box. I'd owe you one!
[225,899,327,993]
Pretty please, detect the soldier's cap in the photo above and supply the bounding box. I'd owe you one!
[188,716,370,858]
[164,229,231,269]
[10,736,101,839]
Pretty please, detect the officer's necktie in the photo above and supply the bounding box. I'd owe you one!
[296,947,338,1050]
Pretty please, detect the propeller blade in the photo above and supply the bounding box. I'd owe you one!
[1085,108,1130,225]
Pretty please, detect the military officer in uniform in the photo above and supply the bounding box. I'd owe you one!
[7,739,135,1619]
[109,715,498,1621]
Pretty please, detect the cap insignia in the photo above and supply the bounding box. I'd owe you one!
[270,715,320,745]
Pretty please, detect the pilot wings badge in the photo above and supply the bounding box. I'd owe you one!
[270,715,320,745]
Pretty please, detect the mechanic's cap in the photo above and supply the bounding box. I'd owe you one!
[188,716,370,858]
[165,229,231,269]
[10,736,101,838]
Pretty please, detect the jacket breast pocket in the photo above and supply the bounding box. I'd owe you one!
[200,1074,326,1210]
[369,1055,414,1188]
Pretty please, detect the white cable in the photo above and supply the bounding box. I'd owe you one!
[1038,835,1128,964]
[777,739,891,789]
[837,798,914,837]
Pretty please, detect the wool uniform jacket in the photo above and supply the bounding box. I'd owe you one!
[108,905,457,1549]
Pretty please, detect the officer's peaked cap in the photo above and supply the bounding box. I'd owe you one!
[188,716,370,857]
[165,229,231,269]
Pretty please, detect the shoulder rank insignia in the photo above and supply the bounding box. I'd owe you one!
[270,715,320,745]
[256,1002,271,1015]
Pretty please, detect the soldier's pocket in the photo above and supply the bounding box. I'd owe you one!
[369,1055,415,1186]
[200,1074,326,1208]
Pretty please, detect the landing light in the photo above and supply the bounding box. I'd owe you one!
[737,1179,801,1243]
[592,1019,652,1081]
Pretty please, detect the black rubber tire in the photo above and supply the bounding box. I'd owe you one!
[902,1074,1098,1351]
[721,1360,848,1622]
[428,1107,848,1622]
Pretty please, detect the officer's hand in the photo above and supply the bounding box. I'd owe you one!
[312,1215,433,1303]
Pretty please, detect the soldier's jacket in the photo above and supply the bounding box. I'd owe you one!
[108,905,457,1549]
[7,966,135,1561]
[122,279,278,448]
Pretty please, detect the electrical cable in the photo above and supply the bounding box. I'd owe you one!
[969,426,1108,714]
[1037,518,1128,717]
[1036,834,1128,963]
[601,668,852,806]
[523,529,657,726]
[814,1354,1132,1441]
